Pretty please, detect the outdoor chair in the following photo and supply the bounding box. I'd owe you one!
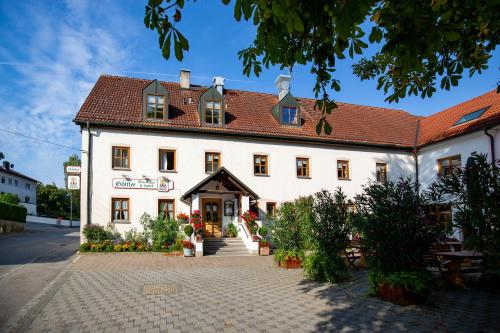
[344,239,362,270]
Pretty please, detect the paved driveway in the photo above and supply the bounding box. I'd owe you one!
[5,254,500,333]
[0,223,79,329]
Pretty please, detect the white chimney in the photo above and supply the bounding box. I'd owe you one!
[275,74,291,100]
[213,76,225,94]
[179,69,190,89]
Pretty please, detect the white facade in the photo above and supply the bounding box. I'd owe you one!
[418,125,500,189]
[0,168,37,215]
[79,127,416,236]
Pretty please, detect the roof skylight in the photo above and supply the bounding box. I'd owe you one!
[453,107,489,126]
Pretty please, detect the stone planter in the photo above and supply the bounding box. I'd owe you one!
[279,258,302,269]
[183,248,194,257]
[259,245,270,256]
[377,284,425,306]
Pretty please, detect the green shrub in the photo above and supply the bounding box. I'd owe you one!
[123,228,145,243]
[353,178,439,273]
[140,213,180,251]
[226,223,238,237]
[82,225,111,243]
[272,200,309,253]
[258,226,267,237]
[368,270,432,296]
[79,243,90,252]
[427,153,500,270]
[303,189,351,283]
[183,224,194,237]
[129,243,136,252]
[170,238,184,251]
[0,193,20,205]
[0,201,27,223]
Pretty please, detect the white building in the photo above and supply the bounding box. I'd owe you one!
[75,71,500,252]
[0,161,38,214]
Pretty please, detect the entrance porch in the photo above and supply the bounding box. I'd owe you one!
[181,167,260,256]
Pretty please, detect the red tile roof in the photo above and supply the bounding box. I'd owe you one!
[418,89,500,146]
[74,75,500,149]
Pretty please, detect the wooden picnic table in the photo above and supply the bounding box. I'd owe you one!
[436,251,483,287]
[445,241,463,252]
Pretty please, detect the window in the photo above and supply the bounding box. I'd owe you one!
[112,146,130,169]
[25,196,30,203]
[146,95,165,120]
[158,199,175,221]
[1,177,4,183]
[205,100,222,126]
[282,106,298,125]
[296,158,310,178]
[14,179,18,186]
[111,198,129,222]
[438,155,461,177]
[205,152,221,173]
[266,202,276,218]
[454,107,488,126]
[337,160,350,179]
[376,163,387,182]
[8,178,12,185]
[250,201,259,218]
[25,183,31,190]
[159,149,176,172]
[254,155,268,176]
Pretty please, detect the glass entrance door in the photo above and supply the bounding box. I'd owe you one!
[202,199,222,237]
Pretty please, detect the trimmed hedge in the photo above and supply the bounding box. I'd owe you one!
[0,201,27,223]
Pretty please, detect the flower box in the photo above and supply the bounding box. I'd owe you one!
[279,258,302,269]
[377,284,425,306]
[259,245,270,256]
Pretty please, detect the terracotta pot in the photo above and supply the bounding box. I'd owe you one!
[377,284,425,306]
[279,258,302,269]
[259,246,270,256]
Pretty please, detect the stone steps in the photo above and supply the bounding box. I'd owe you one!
[203,237,255,256]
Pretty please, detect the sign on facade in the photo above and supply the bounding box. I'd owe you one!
[112,178,174,192]
[66,165,81,174]
[67,175,80,190]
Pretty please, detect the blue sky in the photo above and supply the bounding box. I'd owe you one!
[0,0,498,187]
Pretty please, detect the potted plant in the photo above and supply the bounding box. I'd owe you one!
[184,224,194,239]
[226,223,238,238]
[177,212,189,224]
[190,210,203,241]
[182,240,194,257]
[259,239,270,256]
[275,249,302,269]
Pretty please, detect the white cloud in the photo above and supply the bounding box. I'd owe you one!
[0,0,133,186]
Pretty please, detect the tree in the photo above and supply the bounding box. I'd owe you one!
[144,0,499,134]
[37,183,71,218]
[0,193,20,205]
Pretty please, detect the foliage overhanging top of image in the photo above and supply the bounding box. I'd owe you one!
[144,0,499,134]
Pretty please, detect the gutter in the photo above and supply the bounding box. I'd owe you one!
[484,127,496,163]
[74,120,415,152]
[86,122,93,226]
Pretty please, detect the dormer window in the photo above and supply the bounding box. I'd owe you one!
[282,106,298,125]
[147,95,165,120]
[205,100,222,125]
[142,79,168,121]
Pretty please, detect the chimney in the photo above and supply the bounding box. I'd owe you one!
[3,161,10,170]
[179,69,191,89]
[275,74,291,100]
[212,76,225,95]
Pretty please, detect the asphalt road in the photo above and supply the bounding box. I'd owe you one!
[0,223,79,328]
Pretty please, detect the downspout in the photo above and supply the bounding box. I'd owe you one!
[484,127,496,163]
[86,122,93,226]
[413,119,421,192]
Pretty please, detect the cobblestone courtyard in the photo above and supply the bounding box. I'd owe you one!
[6,254,500,333]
